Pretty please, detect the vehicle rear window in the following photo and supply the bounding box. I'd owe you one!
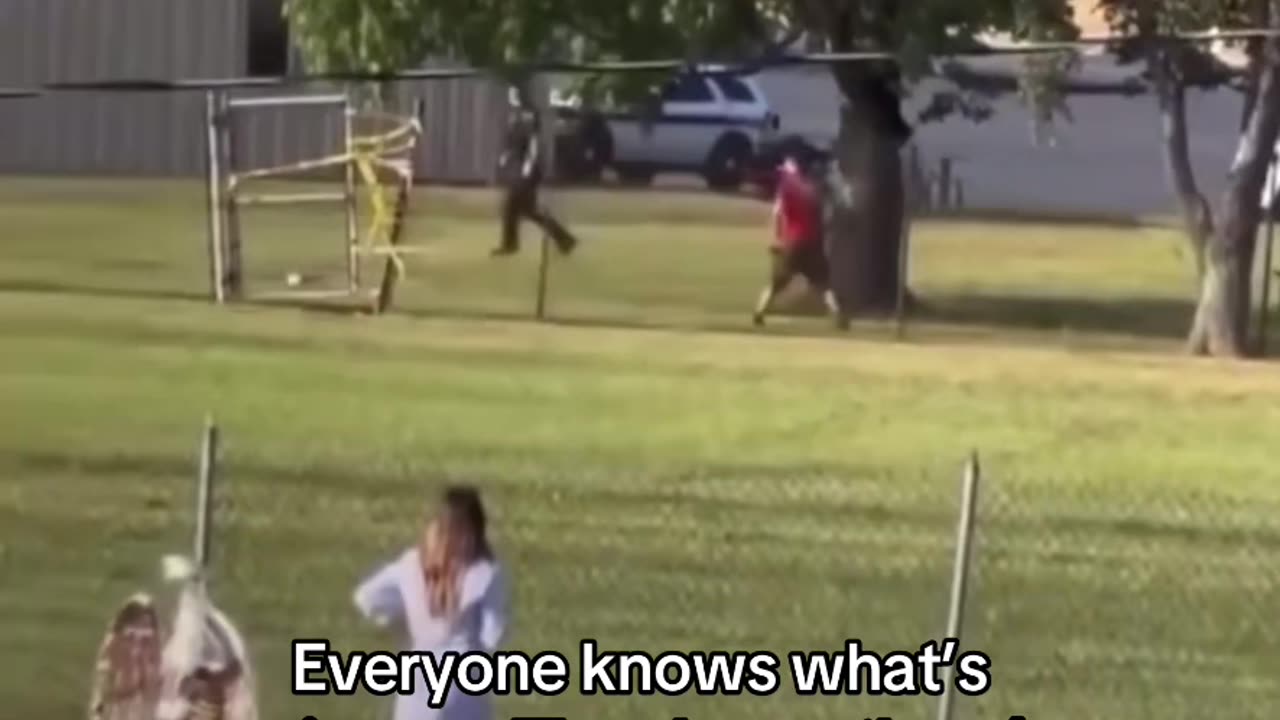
[662,75,715,103]
[713,76,756,103]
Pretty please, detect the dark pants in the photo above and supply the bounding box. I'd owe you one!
[500,183,577,253]
[768,242,829,292]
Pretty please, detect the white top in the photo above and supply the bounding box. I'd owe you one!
[354,549,509,720]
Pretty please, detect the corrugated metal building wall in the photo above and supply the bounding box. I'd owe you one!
[0,0,506,183]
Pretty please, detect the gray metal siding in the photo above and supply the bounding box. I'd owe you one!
[0,0,504,183]
[395,79,506,184]
[219,80,506,184]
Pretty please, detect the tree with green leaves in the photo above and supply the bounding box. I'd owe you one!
[283,0,1077,318]
[1096,0,1280,356]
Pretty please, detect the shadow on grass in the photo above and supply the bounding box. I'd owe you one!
[10,274,1276,356]
[12,447,1280,551]
[390,305,853,344]
[913,292,1196,341]
[0,278,205,303]
[923,207,1158,229]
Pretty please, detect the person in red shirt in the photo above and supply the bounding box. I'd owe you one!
[752,156,840,327]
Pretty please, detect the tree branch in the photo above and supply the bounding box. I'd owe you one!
[939,61,1148,96]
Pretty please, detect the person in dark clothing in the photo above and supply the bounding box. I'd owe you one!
[492,103,577,257]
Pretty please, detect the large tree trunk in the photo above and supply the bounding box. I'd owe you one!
[1187,20,1280,356]
[1152,66,1213,281]
[1136,0,1213,284]
[822,63,912,317]
[1188,198,1262,356]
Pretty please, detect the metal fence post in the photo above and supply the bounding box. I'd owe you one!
[1257,150,1278,355]
[343,93,360,293]
[194,417,219,572]
[219,92,244,300]
[895,144,914,340]
[531,70,554,323]
[204,91,226,304]
[535,231,551,320]
[936,452,982,720]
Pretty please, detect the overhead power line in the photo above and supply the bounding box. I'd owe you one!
[3,27,1279,98]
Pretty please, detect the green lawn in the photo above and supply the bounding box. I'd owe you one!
[1,178,1279,720]
[0,177,1225,348]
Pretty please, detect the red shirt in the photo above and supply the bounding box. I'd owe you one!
[773,170,819,249]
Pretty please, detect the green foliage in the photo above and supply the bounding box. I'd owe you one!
[1097,0,1249,40]
[1007,0,1081,143]
[1096,0,1250,86]
[285,0,1088,121]
[283,0,436,75]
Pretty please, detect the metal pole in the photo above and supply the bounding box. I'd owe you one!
[531,72,558,322]
[938,157,953,211]
[894,146,913,340]
[373,96,425,315]
[1258,152,1277,355]
[936,452,982,720]
[233,192,349,206]
[411,95,426,194]
[375,96,424,315]
[1260,208,1275,355]
[204,91,226,304]
[194,418,219,572]
[220,92,243,300]
[535,231,551,320]
[226,93,348,109]
[343,95,360,293]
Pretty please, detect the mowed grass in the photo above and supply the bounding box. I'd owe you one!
[0,177,1227,347]
[1,177,1279,720]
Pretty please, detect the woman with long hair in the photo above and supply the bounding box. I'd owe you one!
[89,594,163,720]
[354,485,509,720]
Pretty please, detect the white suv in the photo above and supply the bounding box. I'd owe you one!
[553,70,782,191]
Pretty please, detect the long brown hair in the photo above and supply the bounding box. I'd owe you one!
[421,485,492,618]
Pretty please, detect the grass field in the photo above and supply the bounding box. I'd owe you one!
[2,178,1280,720]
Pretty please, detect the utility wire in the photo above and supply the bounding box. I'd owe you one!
[3,28,1277,98]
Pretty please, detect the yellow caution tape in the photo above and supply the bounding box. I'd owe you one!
[350,116,421,279]
[353,147,404,278]
[229,114,422,286]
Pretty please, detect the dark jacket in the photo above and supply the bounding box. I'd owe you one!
[498,112,542,187]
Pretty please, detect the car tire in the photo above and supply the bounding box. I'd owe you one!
[704,133,752,192]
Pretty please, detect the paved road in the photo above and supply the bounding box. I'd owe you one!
[752,62,1245,217]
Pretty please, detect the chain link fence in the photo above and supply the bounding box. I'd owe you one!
[4,166,1280,719]
[186,425,1280,720]
[6,57,1280,349]
[969,470,1280,720]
